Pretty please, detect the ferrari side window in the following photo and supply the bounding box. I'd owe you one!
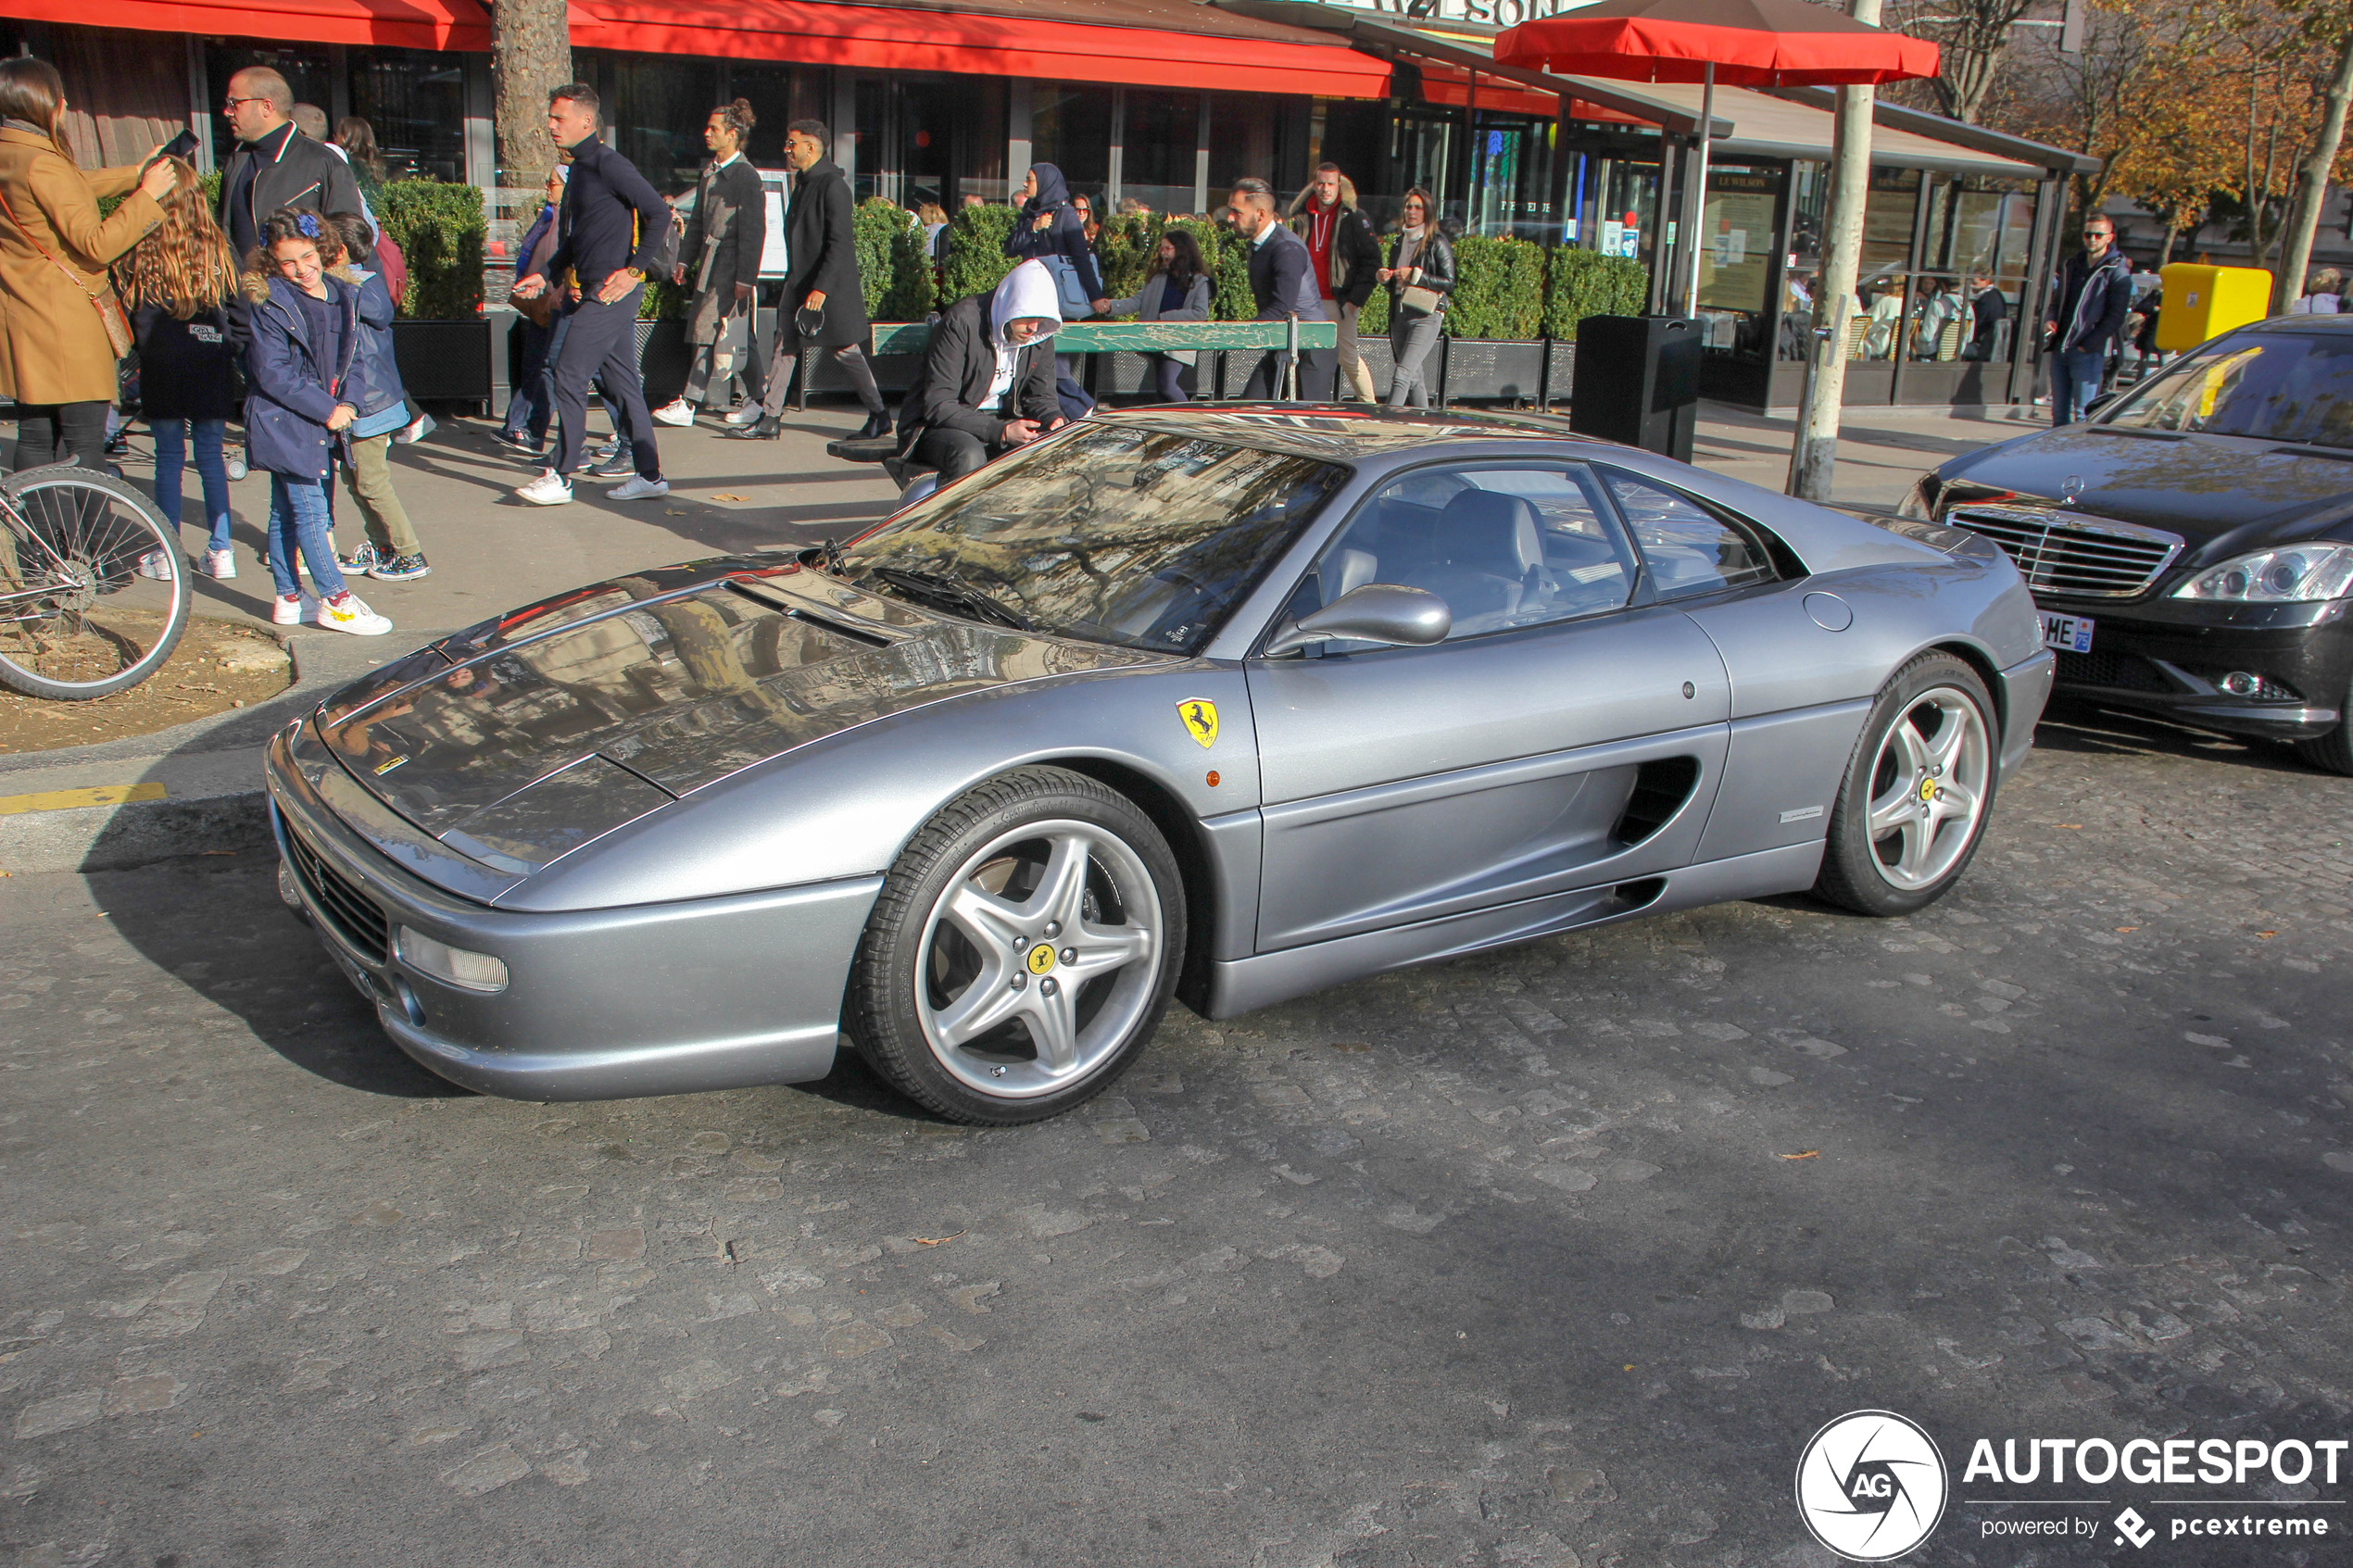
[1310,466,1641,641]
[1599,469,1779,599]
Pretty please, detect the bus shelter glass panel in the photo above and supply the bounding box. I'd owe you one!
[1594,155,1661,275]
[1918,173,2034,363]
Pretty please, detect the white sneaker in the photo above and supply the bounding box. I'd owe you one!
[724,404,762,427]
[315,590,391,636]
[652,399,695,427]
[272,592,317,626]
[202,547,236,580]
[609,474,671,501]
[516,470,573,506]
[226,451,248,482]
[135,549,173,580]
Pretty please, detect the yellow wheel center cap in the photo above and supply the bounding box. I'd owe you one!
[1919,777,1937,805]
[1026,943,1058,976]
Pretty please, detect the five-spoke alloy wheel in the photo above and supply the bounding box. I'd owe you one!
[1817,652,2000,917]
[848,768,1185,1123]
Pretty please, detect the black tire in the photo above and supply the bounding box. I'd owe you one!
[2290,684,2353,775]
[844,766,1187,1124]
[0,464,190,700]
[1814,651,2001,917]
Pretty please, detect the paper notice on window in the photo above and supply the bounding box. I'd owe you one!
[760,169,790,281]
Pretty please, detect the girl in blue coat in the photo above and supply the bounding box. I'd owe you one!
[326,210,428,583]
[238,207,390,635]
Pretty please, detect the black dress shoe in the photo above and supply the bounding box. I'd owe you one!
[851,409,894,441]
[727,415,781,440]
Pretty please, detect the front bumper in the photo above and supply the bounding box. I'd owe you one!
[265,722,883,1100]
[2036,594,2353,742]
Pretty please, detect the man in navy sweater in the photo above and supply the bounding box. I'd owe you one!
[510,84,671,505]
[1228,179,1333,402]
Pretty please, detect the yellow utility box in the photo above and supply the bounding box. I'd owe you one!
[2155,263,2272,352]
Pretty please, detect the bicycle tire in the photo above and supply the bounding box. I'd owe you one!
[0,463,191,701]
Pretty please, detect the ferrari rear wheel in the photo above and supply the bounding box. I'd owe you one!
[1815,651,1998,918]
[845,767,1186,1124]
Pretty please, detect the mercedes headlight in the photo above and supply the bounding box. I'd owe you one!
[2171,544,2353,603]
[1895,475,1939,521]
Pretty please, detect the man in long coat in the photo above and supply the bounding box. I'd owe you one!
[731,119,887,442]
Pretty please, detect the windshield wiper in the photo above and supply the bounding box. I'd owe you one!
[855,565,1036,632]
[798,539,849,576]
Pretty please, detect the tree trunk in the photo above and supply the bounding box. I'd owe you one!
[1787,31,1877,502]
[2273,25,2353,312]
[491,0,570,203]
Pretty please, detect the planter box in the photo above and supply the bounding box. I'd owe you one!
[392,319,493,412]
[799,350,922,404]
[1353,336,1395,402]
[1541,340,1576,409]
[1440,338,1546,404]
[635,320,692,408]
[1094,350,1200,402]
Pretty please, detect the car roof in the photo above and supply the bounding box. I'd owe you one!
[1088,403,1606,461]
[2240,315,2353,337]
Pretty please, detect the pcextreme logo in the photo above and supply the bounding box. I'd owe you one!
[1795,1411,1950,1562]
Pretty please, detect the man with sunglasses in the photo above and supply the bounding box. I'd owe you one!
[2043,212,2132,426]
[217,68,360,261]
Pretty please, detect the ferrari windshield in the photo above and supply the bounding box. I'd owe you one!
[2104,332,2353,448]
[837,424,1344,654]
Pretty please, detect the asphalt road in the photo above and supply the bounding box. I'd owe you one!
[4,698,2349,1567]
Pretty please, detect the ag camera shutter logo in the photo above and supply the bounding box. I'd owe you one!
[1795,1410,1950,1561]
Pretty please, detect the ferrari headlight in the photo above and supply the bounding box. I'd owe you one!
[396,926,510,993]
[1895,475,1939,521]
[2171,544,2353,603]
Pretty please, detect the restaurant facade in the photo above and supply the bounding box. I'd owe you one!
[0,0,2091,411]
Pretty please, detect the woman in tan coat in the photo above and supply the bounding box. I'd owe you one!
[0,56,173,470]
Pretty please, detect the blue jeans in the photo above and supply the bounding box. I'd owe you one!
[505,317,561,445]
[2050,347,2106,425]
[265,471,346,599]
[150,418,232,552]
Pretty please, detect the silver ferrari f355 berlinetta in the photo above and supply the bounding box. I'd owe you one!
[266,407,2053,1123]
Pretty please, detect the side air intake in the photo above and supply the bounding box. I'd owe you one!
[1612,757,1700,847]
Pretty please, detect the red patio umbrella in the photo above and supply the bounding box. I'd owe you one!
[1497,0,1939,313]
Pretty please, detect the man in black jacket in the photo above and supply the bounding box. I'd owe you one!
[510,84,673,505]
[899,258,1064,481]
[733,119,888,443]
[1290,164,1380,400]
[2043,213,2133,425]
[218,68,363,261]
[1230,179,1333,403]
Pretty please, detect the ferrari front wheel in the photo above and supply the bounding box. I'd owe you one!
[845,767,1186,1124]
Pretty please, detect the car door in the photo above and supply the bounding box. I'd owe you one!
[1246,460,1733,953]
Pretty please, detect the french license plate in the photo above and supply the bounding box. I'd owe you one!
[2041,612,2094,653]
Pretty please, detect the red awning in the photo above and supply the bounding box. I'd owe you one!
[1495,0,1938,88]
[569,0,1393,97]
[3,0,489,50]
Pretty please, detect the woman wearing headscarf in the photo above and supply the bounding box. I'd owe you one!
[1004,162,1107,420]
[0,56,175,470]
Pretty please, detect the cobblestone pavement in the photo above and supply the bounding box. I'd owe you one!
[3,700,2348,1567]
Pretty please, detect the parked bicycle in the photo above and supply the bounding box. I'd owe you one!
[0,461,190,700]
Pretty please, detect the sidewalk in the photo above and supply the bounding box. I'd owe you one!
[0,395,2033,872]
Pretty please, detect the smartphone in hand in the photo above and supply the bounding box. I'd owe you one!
[158,130,199,162]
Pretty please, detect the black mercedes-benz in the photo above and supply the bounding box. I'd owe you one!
[1904,316,2353,771]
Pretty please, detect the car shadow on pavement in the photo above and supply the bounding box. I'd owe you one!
[88,846,474,1098]
[2032,699,2313,775]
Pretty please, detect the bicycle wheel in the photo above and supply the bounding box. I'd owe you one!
[0,464,191,701]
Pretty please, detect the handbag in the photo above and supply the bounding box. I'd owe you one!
[1398,282,1444,320]
[0,182,132,358]
[1038,254,1094,320]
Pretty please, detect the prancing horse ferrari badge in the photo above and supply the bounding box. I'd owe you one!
[1177,699,1218,748]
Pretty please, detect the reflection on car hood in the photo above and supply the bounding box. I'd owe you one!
[314,563,1161,859]
[1942,428,2353,554]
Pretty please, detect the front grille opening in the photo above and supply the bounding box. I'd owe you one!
[287,828,389,963]
[1946,508,2180,599]
[1613,757,1701,847]
[2055,648,2173,694]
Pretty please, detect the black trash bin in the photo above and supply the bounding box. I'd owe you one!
[1568,315,1698,464]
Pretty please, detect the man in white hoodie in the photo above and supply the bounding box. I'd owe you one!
[899,259,1069,480]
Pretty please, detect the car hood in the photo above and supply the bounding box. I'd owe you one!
[1940,427,2353,558]
[312,563,1160,873]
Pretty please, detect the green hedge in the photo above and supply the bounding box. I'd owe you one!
[852,197,900,320]
[940,202,1019,307]
[1357,235,1397,335]
[1095,212,1154,306]
[376,178,484,320]
[1445,236,1545,341]
[639,276,687,321]
[1544,248,1649,341]
[880,207,937,321]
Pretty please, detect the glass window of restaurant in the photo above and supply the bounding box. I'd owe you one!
[205,43,333,136]
[346,47,466,185]
[1901,171,2036,400]
[577,50,720,195]
[1121,91,1201,218]
[1031,83,1114,211]
[1694,164,1786,405]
